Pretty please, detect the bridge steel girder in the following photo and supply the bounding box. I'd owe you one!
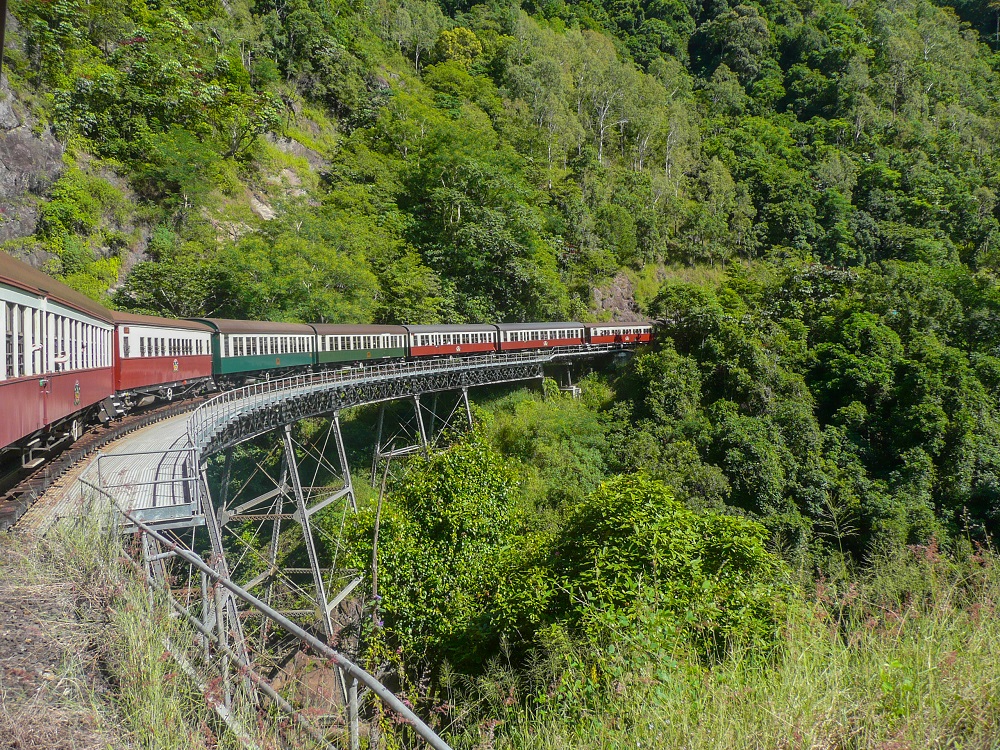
[200,361,544,459]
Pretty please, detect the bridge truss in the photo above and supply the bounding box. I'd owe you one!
[89,345,633,748]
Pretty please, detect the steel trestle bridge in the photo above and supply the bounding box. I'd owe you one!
[73,343,636,749]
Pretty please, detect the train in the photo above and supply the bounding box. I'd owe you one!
[0,252,652,466]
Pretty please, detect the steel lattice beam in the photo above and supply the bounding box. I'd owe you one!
[201,361,545,457]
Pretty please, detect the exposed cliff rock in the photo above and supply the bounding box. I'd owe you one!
[0,79,65,246]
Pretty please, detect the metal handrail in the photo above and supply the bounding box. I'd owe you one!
[80,477,454,750]
[186,344,630,452]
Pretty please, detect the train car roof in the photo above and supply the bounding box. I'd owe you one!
[310,323,409,335]
[403,324,497,333]
[495,322,584,330]
[112,311,214,332]
[583,321,652,327]
[189,318,315,334]
[0,252,114,322]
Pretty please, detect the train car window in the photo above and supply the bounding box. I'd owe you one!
[0,303,7,380]
[123,336,130,358]
[14,306,24,375]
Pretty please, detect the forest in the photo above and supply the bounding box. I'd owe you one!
[4,0,1000,744]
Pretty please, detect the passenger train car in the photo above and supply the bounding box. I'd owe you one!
[190,318,316,385]
[0,252,652,464]
[0,253,115,465]
[313,324,408,366]
[405,324,497,357]
[496,323,585,351]
[113,311,214,405]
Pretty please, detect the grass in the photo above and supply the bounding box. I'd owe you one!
[458,542,1000,749]
[43,516,223,750]
[2,508,279,750]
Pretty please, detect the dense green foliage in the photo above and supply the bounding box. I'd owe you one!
[9,0,1000,323]
[343,438,788,671]
[9,0,1000,742]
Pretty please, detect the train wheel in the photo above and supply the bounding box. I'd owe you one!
[69,418,81,443]
[165,387,174,402]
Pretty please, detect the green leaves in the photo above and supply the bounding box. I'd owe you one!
[552,474,789,649]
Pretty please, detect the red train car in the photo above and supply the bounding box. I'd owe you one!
[585,323,653,345]
[404,324,497,357]
[112,312,214,404]
[0,253,115,461]
[496,322,584,352]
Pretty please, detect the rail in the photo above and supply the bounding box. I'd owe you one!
[187,344,629,453]
[81,476,454,750]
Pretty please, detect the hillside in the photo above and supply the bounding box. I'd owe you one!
[2,0,999,324]
[5,0,1000,745]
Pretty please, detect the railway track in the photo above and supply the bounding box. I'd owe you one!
[0,398,205,531]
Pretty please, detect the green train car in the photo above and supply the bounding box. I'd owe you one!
[312,324,408,366]
[191,318,316,382]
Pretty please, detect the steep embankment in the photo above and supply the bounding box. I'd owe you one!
[0,77,64,246]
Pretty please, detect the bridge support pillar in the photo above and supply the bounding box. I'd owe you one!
[370,389,476,484]
[414,395,430,456]
[283,424,335,639]
[462,387,473,429]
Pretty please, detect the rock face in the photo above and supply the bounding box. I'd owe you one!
[591,271,646,322]
[0,79,66,245]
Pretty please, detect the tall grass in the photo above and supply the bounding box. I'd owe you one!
[462,542,1000,749]
[44,514,231,750]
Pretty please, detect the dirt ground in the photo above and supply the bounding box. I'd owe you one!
[0,535,122,750]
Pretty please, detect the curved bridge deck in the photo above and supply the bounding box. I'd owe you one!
[60,345,629,530]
